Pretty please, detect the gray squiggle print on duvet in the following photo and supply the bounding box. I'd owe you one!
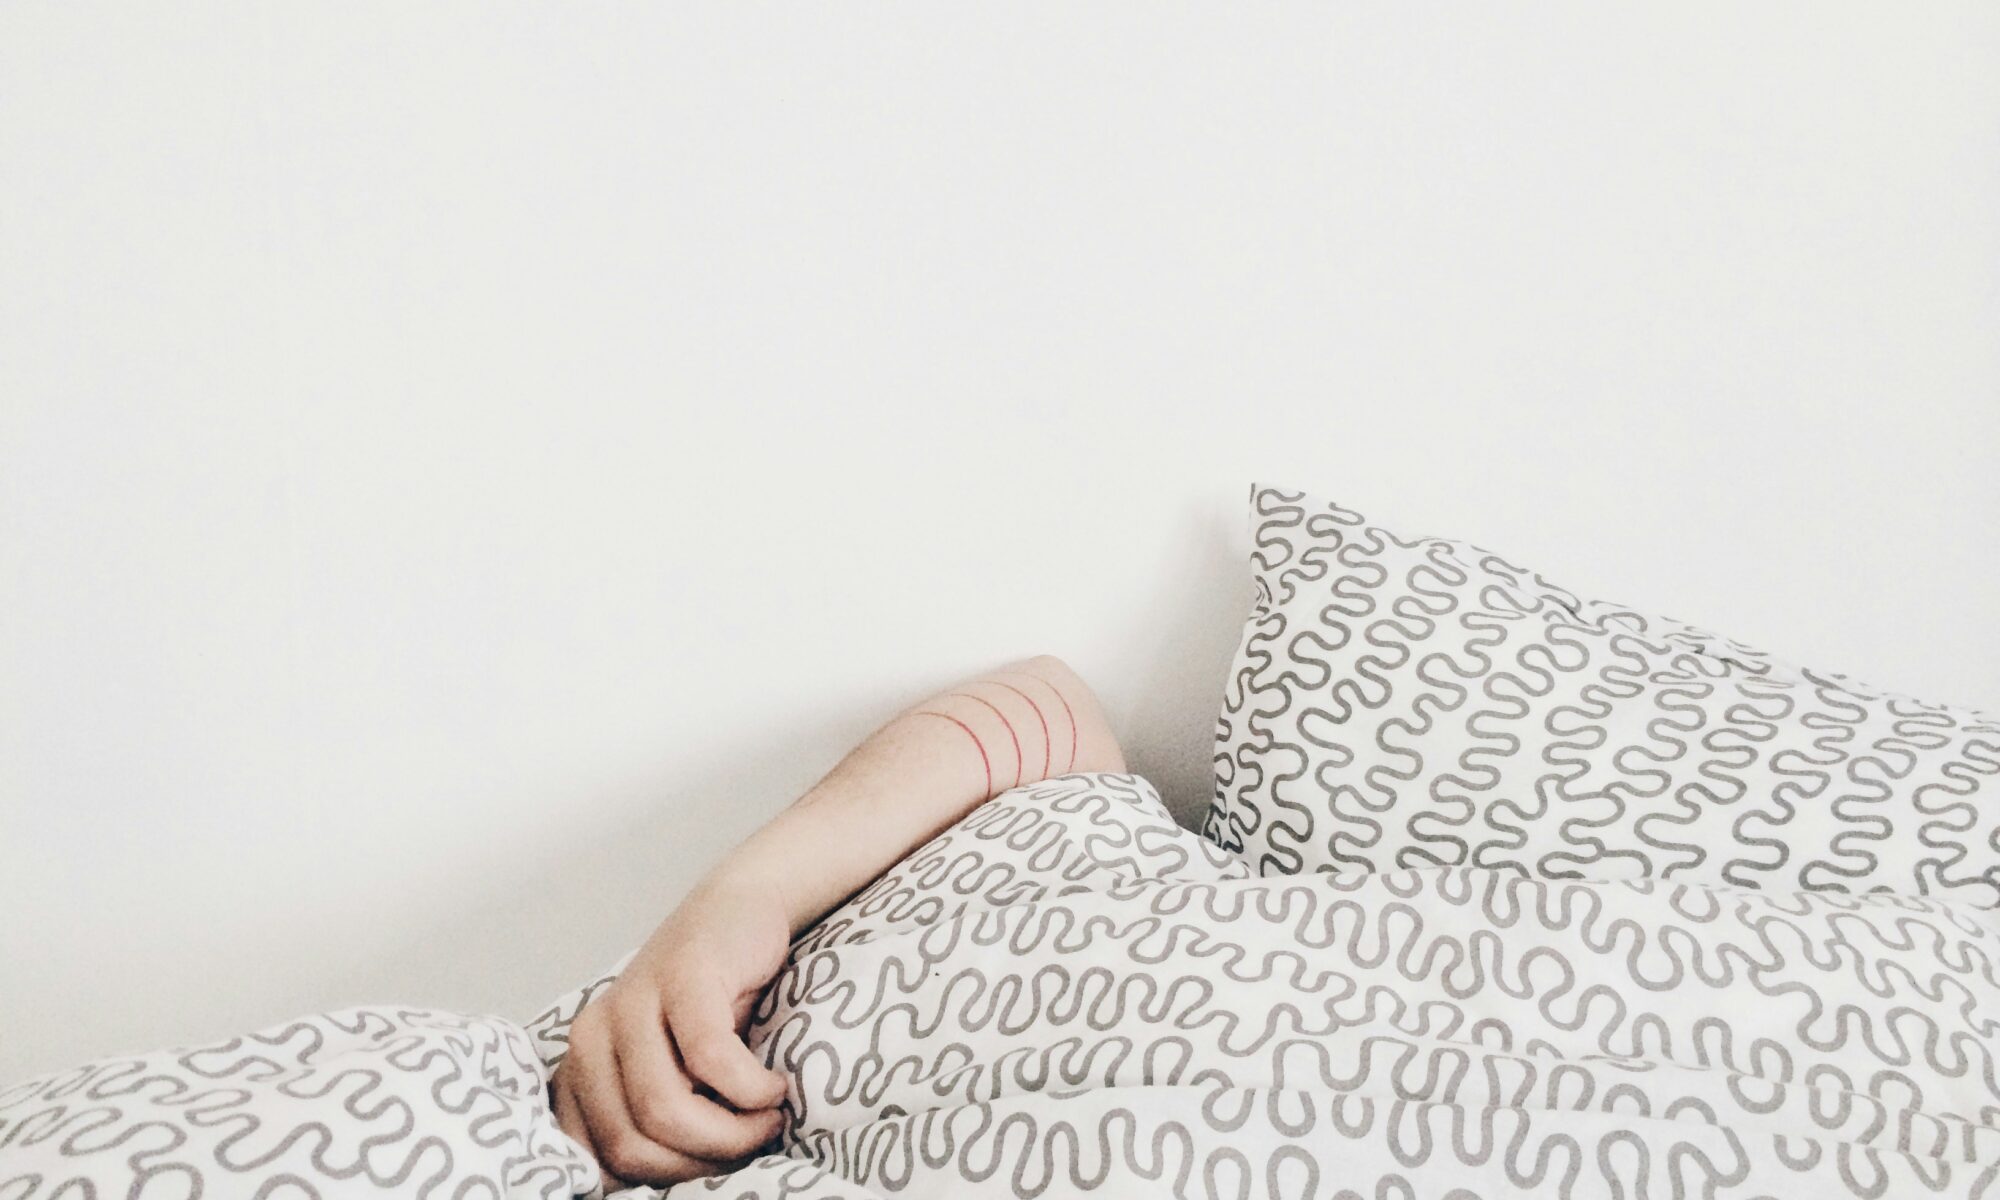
[0,1007,598,1199]
[9,774,2000,1197]
[626,775,2000,1198]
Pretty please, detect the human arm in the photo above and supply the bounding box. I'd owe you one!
[549,654,1125,1187]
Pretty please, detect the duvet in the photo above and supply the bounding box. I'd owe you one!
[7,773,2000,1199]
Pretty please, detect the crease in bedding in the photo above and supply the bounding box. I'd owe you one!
[7,773,2000,1199]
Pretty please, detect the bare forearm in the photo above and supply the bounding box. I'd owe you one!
[693,654,1124,935]
[555,656,1124,1186]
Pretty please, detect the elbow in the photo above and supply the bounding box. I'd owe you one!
[1022,652,1075,681]
[1016,654,1126,776]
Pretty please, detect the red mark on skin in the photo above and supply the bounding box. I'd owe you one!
[992,682,1050,778]
[1050,687,1077,772]
[999,672,1077,774]
[948,692,1022,788]
[914,710,991,798]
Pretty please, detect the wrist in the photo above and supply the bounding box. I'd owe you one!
[675,860,800,938]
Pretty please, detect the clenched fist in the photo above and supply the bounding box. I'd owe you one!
[550,881,792,1190]
[547,657,1122,1191]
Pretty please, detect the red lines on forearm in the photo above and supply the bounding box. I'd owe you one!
[1053,687,1077,773]
[991,682,1050,777]
[948,692,1021,789]
[1000,671,1076,774]
[917,671,1083,802]
[912,710,992,799]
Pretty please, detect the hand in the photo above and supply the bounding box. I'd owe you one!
[551,880,793,1190]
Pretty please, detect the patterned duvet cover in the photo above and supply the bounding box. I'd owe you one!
[8,773,2000,1199]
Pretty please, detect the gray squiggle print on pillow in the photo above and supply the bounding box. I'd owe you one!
[1205,484,2000,899]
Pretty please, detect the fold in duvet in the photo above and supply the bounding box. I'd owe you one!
[7,773,1999,1198]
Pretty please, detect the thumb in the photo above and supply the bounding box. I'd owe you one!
[668,978,788,1111]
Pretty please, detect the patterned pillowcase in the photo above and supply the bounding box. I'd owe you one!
[1204,484,2000,902]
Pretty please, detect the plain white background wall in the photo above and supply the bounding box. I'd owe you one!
[3,4,1997,1082]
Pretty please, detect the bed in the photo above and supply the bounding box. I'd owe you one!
[8,486,1998,1199]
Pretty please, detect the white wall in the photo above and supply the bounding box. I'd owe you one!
[3,3,1997,1082]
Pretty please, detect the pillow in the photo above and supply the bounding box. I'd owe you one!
[1204,484,2000,902]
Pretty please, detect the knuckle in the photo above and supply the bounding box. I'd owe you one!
[657,980,697,1017]
[627,1082,684,1140]
[679,1035,729,1077]
[610,986,656,1023]
[602,1133,653,1178]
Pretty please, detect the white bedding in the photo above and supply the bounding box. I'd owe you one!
[1209,485,2000,901]
[9,773,2000,1198]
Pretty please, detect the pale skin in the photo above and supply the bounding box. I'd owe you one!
[549,655,1127,1188]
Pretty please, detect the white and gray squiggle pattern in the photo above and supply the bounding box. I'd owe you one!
[618,774,2000,1198]
[14,773,2000,1198]
[1206,484,2000,901]
[0,1007,599,1199]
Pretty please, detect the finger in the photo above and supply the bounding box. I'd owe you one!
[611,993,784,1160]
[665,978,788,1111]
[568,1011,729,1185]
[553,1067,591,1152]
[552,1071,623,1194]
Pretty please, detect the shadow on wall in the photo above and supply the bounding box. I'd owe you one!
[338,692,892,1028]
[1116,494,1250,830]
[344,499,1254,1026]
